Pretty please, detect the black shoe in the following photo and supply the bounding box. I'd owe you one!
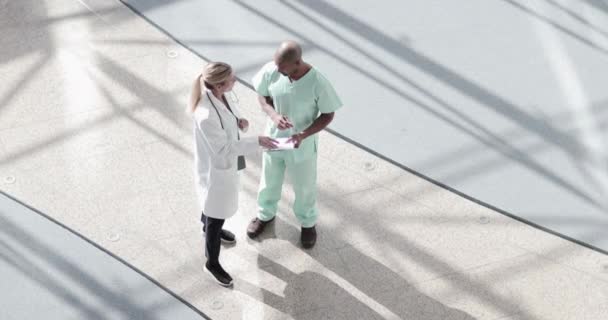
[201,226,236,244]
[205,262,233,287]
[301,225,317,249]
[219,229,236,244]
[246,217,275,239]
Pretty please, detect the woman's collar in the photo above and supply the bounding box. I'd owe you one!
[206,89,221,102]
[205,89,229,110]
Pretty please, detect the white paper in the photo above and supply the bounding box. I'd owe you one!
[271,137,295,150]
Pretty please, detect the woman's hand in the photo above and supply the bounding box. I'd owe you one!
[258,136,279,149]
[238,118,249,132]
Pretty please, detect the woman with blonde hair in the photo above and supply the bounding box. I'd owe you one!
[190,62,277,287]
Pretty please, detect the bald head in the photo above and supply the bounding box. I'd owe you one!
[274,40,302,64]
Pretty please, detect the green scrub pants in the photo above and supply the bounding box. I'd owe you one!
[257,151,318,228]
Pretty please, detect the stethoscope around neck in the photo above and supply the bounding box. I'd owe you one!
[206,91,239,136]
[205,91,247,171]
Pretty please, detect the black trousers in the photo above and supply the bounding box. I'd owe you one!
[201,212,224,266]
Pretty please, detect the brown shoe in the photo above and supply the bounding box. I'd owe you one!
[246,217,275,239]
[301,226,317,249]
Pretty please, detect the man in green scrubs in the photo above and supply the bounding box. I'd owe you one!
[247,41,343,248]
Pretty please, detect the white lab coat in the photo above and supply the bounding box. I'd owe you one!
[193,90,259,219]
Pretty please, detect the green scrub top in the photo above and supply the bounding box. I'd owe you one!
[252,61,343,162]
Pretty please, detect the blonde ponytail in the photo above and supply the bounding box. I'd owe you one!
[188,74,203,113]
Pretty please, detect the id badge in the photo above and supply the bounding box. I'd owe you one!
[237,155,246,170]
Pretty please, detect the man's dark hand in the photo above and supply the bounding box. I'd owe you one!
[271,113,293,130]
[287,133,304,148]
